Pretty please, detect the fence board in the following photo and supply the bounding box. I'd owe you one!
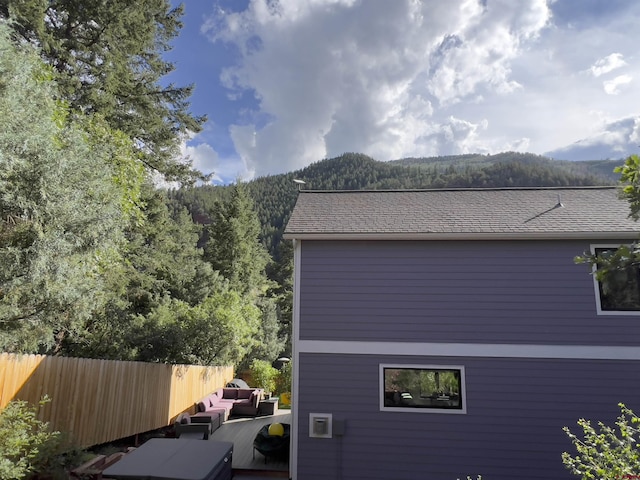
[0,353,233,448]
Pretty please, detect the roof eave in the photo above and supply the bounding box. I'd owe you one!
[283,231,640,241]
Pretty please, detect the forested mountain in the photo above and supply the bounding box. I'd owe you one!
[170,151,621,260]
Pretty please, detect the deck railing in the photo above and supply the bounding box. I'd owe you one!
[0,353,234,447]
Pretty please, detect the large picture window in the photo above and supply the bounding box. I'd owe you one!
[593,246,640,315]
[380,364,466,414]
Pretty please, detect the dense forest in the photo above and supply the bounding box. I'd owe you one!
[0,0,624,373]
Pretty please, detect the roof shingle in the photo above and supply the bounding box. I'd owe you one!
[283,187,640,240]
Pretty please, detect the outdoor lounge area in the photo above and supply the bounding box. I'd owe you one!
[210,407,291,476]
[193,387,265,425]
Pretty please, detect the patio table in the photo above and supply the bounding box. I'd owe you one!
[102,438,233,480]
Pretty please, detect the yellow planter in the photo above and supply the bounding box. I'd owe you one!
[280,392,291,406]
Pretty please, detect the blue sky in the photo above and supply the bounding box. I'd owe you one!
[164,0,640,184]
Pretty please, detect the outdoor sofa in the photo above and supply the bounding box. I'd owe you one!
[193,387,263,425]
[173,412,213,440]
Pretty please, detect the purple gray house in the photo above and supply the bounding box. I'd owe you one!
[283,186,640,480]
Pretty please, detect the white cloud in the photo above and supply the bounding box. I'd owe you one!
[603,74,632,95]
[154,135,219,188]
[190,0,640,177]
[175,138,250,185]
[545,115,640,160]
[203,0,551,177]
[181,142,219,177]
[590,53,627,77]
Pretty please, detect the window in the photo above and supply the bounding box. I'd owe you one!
[592,246,640,315]
[380,364,466,414]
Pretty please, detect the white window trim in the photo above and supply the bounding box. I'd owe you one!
[379,363,467,414]
[591,243,640,316]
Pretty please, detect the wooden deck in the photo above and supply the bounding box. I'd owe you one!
[209,409,291,478]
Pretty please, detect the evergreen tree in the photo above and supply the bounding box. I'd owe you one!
[2,0,206,183]
[62,185,221,360]
[204,183,273,296]
[203,183,286,366]
[0,23,128,353]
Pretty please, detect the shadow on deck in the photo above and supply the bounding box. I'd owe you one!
[208,409,292,478]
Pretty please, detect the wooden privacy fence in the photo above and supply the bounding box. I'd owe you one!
[0,353,234,448]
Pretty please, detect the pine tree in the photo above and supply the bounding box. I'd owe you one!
[204,183,273,296]
[2,0,206,183]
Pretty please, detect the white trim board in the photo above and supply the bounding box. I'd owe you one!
[298,340,640,361]
[291,239,301,480]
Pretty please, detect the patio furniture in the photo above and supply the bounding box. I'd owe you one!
[193,387,263,421]
[253,423,290,463]
[258,397,279,416]
[102,438,233,480]
[173,413,212,440]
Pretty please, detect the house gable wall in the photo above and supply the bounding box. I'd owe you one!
[299,239,640,345]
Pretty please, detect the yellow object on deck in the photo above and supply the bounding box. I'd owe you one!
[268,422,284,436]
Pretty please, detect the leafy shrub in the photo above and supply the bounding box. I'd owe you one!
[0,396,63,479]
[563,403,640,480]
[275,360,292,395]
[250,359,279,394]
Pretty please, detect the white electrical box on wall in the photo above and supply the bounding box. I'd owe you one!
[309,413,332,438]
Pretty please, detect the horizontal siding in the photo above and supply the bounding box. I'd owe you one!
[295,352,640,480]
[298,239,640,345]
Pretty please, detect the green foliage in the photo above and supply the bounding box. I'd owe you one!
[616,154,640,220]
[130,289,261,366]
[83,117,147,225]
[575,245,640,284]
[250,359,279,393]
[0,22,127,353]
[562,403,640,480]
[239,297,287,371]
[60,185,219,360]
[574,153,640,280]
[204,182,273,297]
[0,396,63,479]
[196,291,262,366]
[3,0,206,183]
[275,360,292,395]
[0,6,224,361]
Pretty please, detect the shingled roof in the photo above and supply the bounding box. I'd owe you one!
[283,187,640,240]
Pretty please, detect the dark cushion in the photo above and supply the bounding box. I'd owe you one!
[175,412,191,425]
[222,388,238,399]
[237,389,252,400]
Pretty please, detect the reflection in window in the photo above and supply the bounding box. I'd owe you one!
[381,365,464,412]
[594,247,640,312]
